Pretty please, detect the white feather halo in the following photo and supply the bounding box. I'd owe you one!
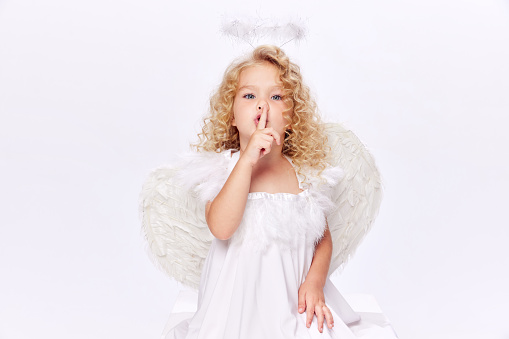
[220,15,307,47]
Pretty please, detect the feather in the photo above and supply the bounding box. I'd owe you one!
[230,191,327,253]
[139,150,232,289]
[174,150,232,204]
[139,124,383,287]
[220,15,307,47]
[323,123,383,278]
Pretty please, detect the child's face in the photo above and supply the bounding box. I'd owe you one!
[232,62,291,149]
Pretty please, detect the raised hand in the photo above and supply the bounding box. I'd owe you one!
[298,278,334,333]
[240,110,281,167]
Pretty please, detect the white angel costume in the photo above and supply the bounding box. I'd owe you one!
[140,123,398,338]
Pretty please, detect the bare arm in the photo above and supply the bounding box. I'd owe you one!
[306,222,333,288]
[205,156,253,240]
[298,221,334,332]
[205,110,280,240]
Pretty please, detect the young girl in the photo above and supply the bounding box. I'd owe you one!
[141,45,398,338]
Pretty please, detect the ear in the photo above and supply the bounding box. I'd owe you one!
[231,116,236,127]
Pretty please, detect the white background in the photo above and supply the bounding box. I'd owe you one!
[1,0,508,338]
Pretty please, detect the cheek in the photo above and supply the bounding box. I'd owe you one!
[277,109,292,123]
[232,101,241,119]
[233,101,250,116]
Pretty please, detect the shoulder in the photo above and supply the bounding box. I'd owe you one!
[299,163,344,193]
[295,163,344,218]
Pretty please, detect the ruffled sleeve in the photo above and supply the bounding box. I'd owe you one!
[301,164,345,220]
[174,149,233,204]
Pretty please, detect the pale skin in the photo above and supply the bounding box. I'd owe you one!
[204,62,334,332]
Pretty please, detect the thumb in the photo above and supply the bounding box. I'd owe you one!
[298,290,306,313]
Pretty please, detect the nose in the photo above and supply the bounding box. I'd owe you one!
[257,99,269,113]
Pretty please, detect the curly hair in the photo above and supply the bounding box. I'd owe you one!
[193,45,331,177]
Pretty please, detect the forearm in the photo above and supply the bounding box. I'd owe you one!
[205,156,252,240]
[305,223,332,288]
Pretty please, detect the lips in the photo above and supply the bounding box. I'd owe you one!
[254,114,268,125]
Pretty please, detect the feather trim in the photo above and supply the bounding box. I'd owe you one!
[228,158,345,254]
[230,191,326,253]
[174,150,232,204]
[302,164,345,218]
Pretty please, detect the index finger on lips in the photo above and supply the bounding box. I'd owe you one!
[257,110,267,130]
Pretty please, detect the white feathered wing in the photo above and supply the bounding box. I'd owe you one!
[323,123,383,278]
[139,123,383,288]
[139,151,230,290]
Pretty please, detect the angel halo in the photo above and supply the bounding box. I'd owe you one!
[220,15,308,48]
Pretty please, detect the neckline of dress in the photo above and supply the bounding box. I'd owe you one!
[227,150,307,198]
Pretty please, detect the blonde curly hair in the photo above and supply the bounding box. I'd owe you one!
[193,45,331,176]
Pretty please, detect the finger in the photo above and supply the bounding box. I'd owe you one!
[261,135,275,151]
[275,132,281,145]
[306,302,314,328]
[260,140,272,157]
[259,140,269,156]
[257,110,267,130]
[260,133,275,144]
[257,135,272,150]
[258,134,273,146]
[263,127,281,146]
[315,304,324,332]
[298,291,306,314]
[323,305,334,329]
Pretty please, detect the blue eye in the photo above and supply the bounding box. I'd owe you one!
[271,94,282,100]
[243,93,255,99]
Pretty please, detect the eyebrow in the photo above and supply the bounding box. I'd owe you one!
[238,85,283,91]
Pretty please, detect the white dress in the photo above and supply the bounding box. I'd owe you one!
[162,150,399,339]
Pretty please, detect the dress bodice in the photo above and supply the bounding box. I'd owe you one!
[223,150,330,253]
